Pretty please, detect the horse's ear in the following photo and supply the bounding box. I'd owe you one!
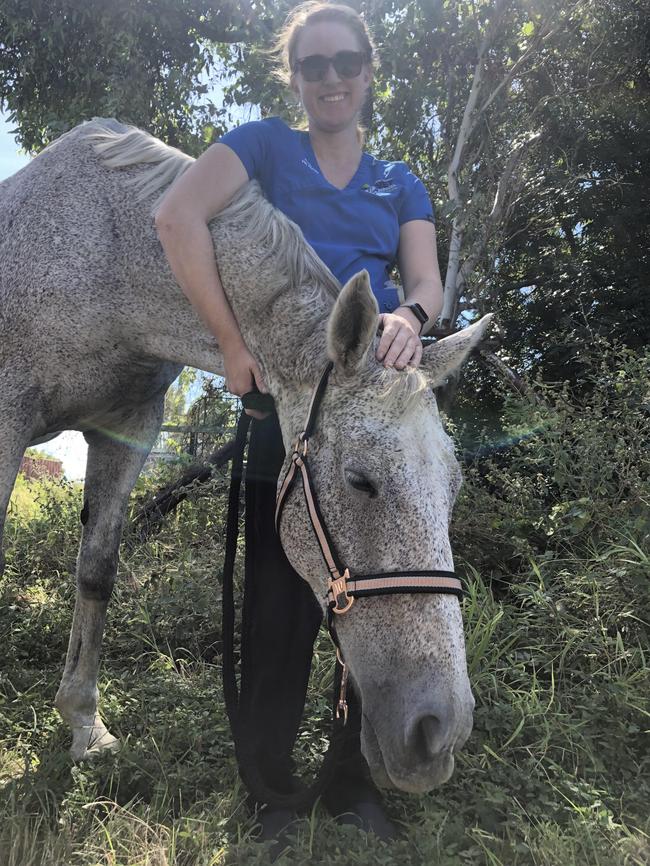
[327,270,379,375]
[420,314,493,387]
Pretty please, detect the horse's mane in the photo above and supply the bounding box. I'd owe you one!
[360,363,429,413]
[83,118,195,208]
[79,118,340,304]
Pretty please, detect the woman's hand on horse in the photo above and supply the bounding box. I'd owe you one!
[222,342,270,420]
[376,311,422,369]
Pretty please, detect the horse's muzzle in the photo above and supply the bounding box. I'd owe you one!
[361,689,474,793]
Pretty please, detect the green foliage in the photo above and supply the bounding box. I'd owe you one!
[163,368,198,427]
[155,372,238,460]
[455,342,650,587]
[0,0,255,153]
[491,0,650,380]
[7,474,41,521]
[22,447,54,461]
[178,375,239,460]
[1,345,648,865]
[5,476,83,582]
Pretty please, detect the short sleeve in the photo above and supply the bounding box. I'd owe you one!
[399,170,435,226]
[218,119,273,182]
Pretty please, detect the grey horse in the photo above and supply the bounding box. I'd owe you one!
[0,119,491,793]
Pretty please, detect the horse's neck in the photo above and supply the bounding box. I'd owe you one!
[243,293,329,385]
[129,186,334,390]
[209,224,333,389]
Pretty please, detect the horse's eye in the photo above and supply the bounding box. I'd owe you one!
[345,469,378,498]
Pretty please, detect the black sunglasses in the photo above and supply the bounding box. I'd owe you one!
[293,50,367,83]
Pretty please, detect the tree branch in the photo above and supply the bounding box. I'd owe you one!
[477,349,542,404]
[131,438,236,538]
[441,0,508,326]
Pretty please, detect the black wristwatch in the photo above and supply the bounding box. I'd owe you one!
[398,302,429,334]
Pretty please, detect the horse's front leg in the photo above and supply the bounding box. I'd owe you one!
[55,398,164,760]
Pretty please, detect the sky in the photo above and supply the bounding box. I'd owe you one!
[0,112,30,177]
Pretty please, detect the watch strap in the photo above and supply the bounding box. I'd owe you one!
[398,302,429,333]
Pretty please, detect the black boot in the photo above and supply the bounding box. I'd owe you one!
[322,772,399,841]
[249,797,299,845]
[249,804,299,862]
[245,755,302,856]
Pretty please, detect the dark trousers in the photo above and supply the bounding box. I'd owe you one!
[238,412,372,805]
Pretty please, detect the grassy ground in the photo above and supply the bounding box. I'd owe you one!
[1,353,649,865]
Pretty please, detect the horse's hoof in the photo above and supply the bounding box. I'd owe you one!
[70,724,120,761]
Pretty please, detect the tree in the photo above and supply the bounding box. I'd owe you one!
[163,367,197,427]
[363,0,647,366]
[0,0,257,153]
[487,0,650,380]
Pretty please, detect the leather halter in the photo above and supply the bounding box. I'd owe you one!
[274,361,465,721]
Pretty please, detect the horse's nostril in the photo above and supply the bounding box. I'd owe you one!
[410,713,447,761]
[422,715,443,755]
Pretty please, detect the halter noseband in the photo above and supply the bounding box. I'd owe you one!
[274,361,465,722]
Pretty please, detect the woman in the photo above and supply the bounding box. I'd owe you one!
[155,0,444,841]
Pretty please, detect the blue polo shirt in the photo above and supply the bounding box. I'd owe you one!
[219,117,434,312]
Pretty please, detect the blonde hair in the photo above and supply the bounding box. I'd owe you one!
[269,1,376,141]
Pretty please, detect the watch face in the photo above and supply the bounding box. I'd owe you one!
[409,304,428,325]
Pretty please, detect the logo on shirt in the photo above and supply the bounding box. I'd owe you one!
[361,179,400,195]
[302,158,320,174]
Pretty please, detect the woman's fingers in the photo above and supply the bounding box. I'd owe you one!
[393,335,420,369]
[224,369,252,396]
[223,344,266,396]
[376,314,422,369]
[383,329,419,368]
[383,331,409,367]
[377,313,409,362]
[376,315,393,362]
[244,361,270,419]
[377,322,407,364]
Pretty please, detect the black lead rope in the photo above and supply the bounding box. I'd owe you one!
[221,403,350,813]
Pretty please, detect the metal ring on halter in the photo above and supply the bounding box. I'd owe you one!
[329,568,355,614]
